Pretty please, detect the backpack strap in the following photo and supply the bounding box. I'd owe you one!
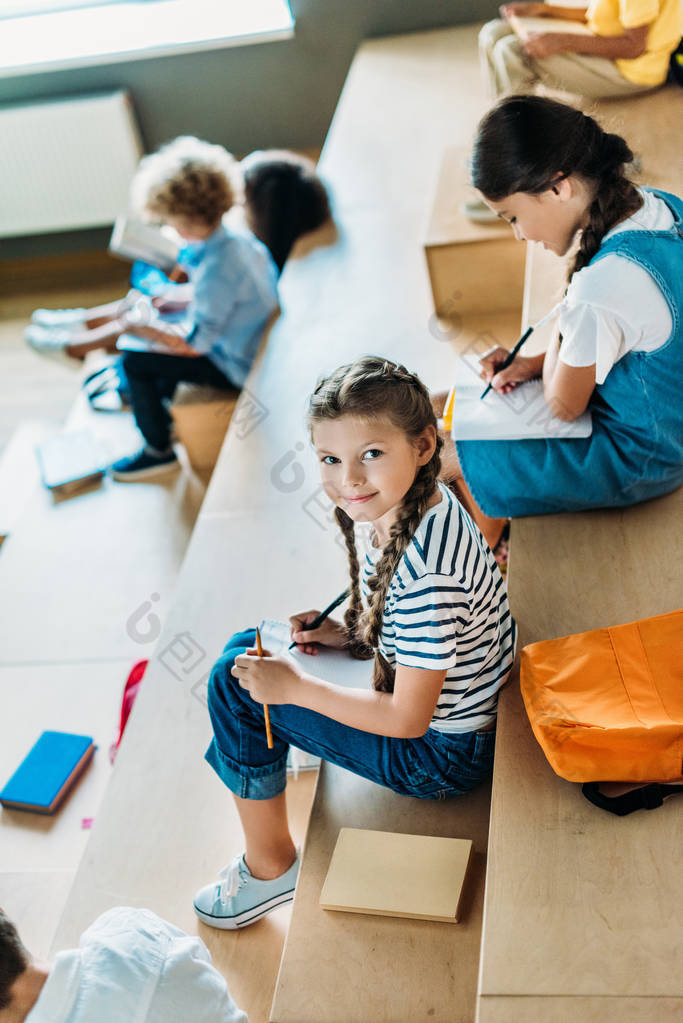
[582,782,683,816]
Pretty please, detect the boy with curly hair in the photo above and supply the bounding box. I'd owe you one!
[27,136,279,480]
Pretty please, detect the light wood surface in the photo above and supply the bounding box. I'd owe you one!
[424,147,525,317]
[266,26,506,1023]
[0,278,127,457]
[477,996,683,1023]
[478,488,683,1003]
[272,768,491,1023]
[424,148,514,248]
[0,871,75,962]
[0,660,127,958]
[578,86,683,193]
[51,23,502,1023]
[170,383,240,471]
[47,510,336,1019]
[476,82,683,1018]
[0,660,129,874]
[0,393,206,664]
[38,23,683,1023]
[0,420,55,543]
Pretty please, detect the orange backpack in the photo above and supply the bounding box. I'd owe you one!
[520,609,683,815]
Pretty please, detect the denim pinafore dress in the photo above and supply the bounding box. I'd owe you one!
[456,188,683,518]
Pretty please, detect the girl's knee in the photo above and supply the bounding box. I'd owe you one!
[479,18,514,51]
[207,651,240,713]
[222,628,256,655]
[494,32,525,66]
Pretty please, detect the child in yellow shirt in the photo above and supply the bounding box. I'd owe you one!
[480,0,682,98]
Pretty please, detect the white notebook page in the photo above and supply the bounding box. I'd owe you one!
[451,353,592,441]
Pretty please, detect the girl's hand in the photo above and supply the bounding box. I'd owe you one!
[500,2,547,18]
[478,347,544,395]
[523,32,570,57]
[232,648,305,705]
[151,282,193,312]
[289,611,348,655]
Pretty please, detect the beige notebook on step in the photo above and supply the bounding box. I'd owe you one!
[320,828,472,924]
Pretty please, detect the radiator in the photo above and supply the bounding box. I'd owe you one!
[0,89,143,238]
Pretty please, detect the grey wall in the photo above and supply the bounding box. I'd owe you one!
[1,0,497,258]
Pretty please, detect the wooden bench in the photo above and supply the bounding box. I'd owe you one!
[476,492,683,1023]
[0,383,208,953]
[50,23,514,1023]
[475,83,683,1023]
[170,382,240,471]
[45,25,681,1023]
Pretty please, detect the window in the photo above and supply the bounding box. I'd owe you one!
[0,0,294,77]
[0,0,125,17]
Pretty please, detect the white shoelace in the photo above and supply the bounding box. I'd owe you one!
[217,859,244,905]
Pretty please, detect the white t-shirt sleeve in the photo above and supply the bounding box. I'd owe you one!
[559,253,672,385]
[558,302,625,385]
[155,933,248,1023]
[86,908,248,1023]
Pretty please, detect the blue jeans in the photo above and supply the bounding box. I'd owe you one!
[205,630,496,802]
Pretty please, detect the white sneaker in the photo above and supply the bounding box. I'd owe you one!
[24,325,81,367]
[462,198,499,224]
[31,307,87,328]
[193,852,300,930]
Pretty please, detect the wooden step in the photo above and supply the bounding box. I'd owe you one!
[0,420,56,545]
[0,388,207,664]
[48,508,337,1021]
[271,765,491,1023]
[479,89,683,1018]
[0,658,130,956]
[476,488,683,1020]
[170,382,240,472]
[424,146,525,318]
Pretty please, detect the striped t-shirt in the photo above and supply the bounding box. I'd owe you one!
[358,482,516,732]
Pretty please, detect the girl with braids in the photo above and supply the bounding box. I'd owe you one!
[193,357,515,930]
[437,95,683,551]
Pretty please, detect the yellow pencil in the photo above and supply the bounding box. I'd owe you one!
[255,627,274,749]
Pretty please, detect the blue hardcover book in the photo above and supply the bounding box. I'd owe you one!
[0,731,95,814]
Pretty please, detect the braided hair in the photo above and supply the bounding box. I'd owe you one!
[308,357,443,693]
[470,95,642,280]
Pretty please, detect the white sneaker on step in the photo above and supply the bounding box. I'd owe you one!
[31,307,88,328]
[193,853,300,930]
[24,324,80,367]
[462,198,499,224]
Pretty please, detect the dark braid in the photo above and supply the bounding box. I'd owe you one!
[471,95,643,282]
[571,139,642,276]
[308,356,443,693]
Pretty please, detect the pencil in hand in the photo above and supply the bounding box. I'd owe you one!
[255,627,273,749]
[480,325,534,400]
[288,587,350,650]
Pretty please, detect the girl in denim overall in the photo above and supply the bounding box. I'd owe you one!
[434,95,683,552]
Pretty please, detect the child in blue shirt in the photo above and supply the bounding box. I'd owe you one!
[26,136,279,481]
